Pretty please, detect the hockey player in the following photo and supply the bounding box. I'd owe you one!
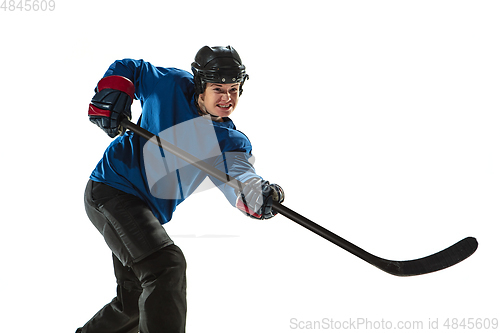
[76,45,284,333]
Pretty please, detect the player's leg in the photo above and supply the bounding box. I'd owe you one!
[77,180,180,332]
[77,254,142,333]
[131,244,187,333]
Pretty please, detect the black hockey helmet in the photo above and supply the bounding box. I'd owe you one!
[191,45,249,96]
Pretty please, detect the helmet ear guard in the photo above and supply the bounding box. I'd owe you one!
[192,71,204,96]
[192,45,249,97]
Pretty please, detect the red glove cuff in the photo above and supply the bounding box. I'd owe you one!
[97,75,135,100]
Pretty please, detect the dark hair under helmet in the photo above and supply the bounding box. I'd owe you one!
[191,45,249,96]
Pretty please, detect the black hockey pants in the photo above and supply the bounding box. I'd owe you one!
[77,180,187,333]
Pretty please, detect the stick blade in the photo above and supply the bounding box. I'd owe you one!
[375,237,478,277]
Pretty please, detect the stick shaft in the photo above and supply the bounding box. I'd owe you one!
[122,119,376,261]
[271,202,377,262]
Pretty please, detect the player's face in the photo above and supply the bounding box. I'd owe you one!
[199,83,240,119]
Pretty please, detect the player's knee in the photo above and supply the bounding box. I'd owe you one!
[132,244,186,286]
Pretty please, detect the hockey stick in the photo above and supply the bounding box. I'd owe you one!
[121,119,478,277]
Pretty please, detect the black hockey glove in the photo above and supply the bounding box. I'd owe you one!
[236,178,285,220]
[88,75,135,138]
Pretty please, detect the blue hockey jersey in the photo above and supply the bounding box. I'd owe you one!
[89,59,260,224]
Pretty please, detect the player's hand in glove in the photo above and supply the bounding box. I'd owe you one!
[88,75,135,138]
[236,178,285,220]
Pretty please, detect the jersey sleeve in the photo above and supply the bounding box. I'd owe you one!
[209,151,262,206]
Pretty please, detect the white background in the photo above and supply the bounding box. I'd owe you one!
[1,1,499,332]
